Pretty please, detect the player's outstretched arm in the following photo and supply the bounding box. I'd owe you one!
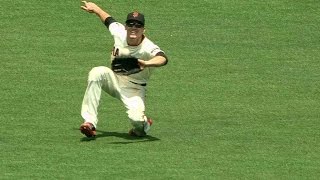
[138,56,168,69]
[81,1,110,22]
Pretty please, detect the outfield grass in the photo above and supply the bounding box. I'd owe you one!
[1,0,320,179]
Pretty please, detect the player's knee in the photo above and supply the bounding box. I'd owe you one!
[88,66,112,81]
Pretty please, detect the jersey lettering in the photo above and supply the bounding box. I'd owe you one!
[112,47,120,56]
[150,47,160,54]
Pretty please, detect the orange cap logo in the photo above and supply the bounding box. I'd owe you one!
[133,12,139,17]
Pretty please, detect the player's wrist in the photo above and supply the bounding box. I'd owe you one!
[143,60,151,67]
[94,7,103,15]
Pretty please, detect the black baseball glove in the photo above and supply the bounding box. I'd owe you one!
[111,57,141,75]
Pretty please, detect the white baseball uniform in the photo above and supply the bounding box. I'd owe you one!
[81,21,164,134]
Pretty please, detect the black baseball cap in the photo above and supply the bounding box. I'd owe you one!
[126,11,145,26]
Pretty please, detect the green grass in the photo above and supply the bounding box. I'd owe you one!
[1,0,320,179]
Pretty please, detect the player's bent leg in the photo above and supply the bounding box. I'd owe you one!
[81,67,107,128]
[80,66,120,137]
[119,82,149,136]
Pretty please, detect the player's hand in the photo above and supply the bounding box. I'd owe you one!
[138,59,147,70]
[81,1,99,13]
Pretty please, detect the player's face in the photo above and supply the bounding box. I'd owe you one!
[125,21,145,40]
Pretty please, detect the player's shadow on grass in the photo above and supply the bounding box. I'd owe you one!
[80,129,160,144]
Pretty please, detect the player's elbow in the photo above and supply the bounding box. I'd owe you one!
[155,52,168,66]
[162,58,168,66]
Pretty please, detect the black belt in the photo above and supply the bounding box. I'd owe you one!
[129,81,147,86]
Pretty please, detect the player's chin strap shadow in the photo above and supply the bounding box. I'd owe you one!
[79,129,161,143]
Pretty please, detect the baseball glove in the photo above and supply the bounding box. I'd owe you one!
[111,57,141,75]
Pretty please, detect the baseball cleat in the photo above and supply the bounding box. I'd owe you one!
[129,118,153,137]
[128,128,146,137]
[80,122,96,137]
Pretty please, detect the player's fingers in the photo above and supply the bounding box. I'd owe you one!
[138,59,145,70]
[81,1,86,7]
[138,59,145,65]
[81,1,87,10]
[80,6,87,10]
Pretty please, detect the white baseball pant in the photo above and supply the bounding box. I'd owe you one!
[81,66,150,133]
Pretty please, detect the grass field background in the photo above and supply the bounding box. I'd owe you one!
[1,0,320,179]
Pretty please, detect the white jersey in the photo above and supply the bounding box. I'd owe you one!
[108,22,163,84]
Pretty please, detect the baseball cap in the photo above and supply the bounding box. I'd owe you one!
[126,11,145,26]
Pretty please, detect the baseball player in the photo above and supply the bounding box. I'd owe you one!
[79,1,168,137]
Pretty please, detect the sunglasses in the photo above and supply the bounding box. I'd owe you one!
[126,22,144,28]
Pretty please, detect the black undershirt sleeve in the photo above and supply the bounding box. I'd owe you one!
[104,17,117,29]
